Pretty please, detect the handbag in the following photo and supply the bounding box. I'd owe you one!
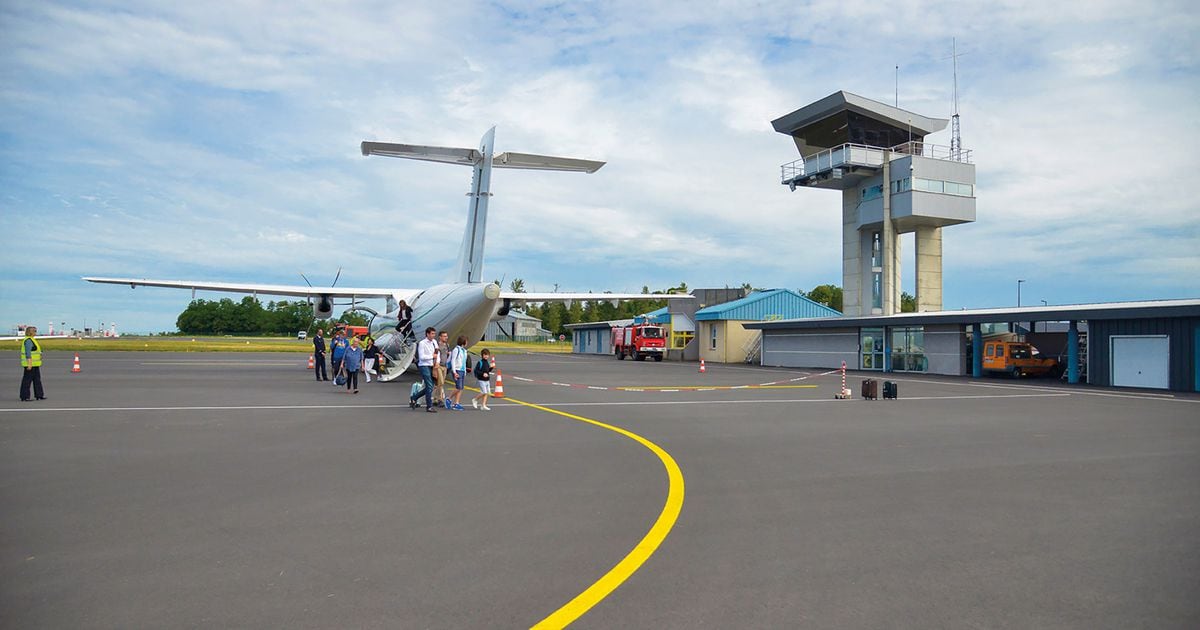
[334,373,347,386]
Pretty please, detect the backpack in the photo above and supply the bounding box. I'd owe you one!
[474,358,489,380]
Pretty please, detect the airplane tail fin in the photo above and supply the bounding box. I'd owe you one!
[362,127,605,284]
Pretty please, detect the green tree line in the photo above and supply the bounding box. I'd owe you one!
[512,280,915,338]
[175,297,367,335]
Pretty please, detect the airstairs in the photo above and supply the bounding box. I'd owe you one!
[373,331,416,382]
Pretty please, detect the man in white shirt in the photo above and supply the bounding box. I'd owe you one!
[409,327,440,413]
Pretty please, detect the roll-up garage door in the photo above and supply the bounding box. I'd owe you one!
[1110,335,1169,389]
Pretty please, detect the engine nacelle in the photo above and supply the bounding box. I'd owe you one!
[314,295,334,319]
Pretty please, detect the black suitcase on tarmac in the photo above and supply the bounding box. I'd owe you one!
[861,379,878,400]
[883,380,898,399]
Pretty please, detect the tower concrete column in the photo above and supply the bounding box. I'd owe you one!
[915,226,943,312]
[881,156,900,315]
[842,189,862,316]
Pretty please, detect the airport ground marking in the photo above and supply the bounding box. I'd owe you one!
[498,395,685,629]
[501,368,828,393]
[613,384,818,391]
[532,392,1073,407]
[0,403,418,413]
[140,361,300,366]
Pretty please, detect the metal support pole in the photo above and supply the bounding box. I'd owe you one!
[972,323,982,378]
[1067,320,1079,384]
[883,327,892,372]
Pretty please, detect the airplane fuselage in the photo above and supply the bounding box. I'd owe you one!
[368,282,503,380]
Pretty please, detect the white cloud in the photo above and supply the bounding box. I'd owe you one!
[1,0,1198,331]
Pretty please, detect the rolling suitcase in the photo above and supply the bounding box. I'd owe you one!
[861,378,878,400]
[883,380,898,399]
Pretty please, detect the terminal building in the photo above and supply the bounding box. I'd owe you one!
[753,91,1199,392]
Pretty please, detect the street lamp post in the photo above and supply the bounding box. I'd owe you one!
[1017,279,1025,307]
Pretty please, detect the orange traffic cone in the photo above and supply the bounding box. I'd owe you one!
[307,354,315,369]
[699,359,706,373]
[72,353,81,373]
[492,368,505,398]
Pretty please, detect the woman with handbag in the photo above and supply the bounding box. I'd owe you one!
[341,337,364,394]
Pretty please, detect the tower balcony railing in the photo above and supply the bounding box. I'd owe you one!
[781,141,972,184]
[889,141,972,164]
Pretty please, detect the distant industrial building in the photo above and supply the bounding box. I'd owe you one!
[745,300,1200,392]
[567,288,749,359]
[484,310,552,342]
[567,319,631,355]
[695,289,840,364]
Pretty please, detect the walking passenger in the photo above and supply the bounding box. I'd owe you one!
[395,300,414,341]
[341,337,364,394]
[330,330,349,385]
[363,338,380,383]
[435,330,450,408]
[448,335,468,410]
[471,348,492,411]
[409,327,439,413]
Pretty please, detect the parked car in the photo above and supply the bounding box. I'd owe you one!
[297,331,308,340]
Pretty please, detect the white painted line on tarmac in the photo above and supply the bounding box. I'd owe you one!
[140,361,299,366]
[534,393,1072,407]
[0,403,412,413]
[835,374,1196,403]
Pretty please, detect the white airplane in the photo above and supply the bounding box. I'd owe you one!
[84,127,688,380]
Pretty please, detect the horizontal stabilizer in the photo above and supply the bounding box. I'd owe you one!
[360,142,480,166]
[493,152,605,173]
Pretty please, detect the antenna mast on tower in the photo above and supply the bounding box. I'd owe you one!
[945,38,967,161]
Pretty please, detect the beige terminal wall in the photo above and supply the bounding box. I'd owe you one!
[698,320,759,363]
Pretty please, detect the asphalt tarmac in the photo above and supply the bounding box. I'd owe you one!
[2,351,1198,629]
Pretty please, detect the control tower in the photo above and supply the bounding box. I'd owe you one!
[773,91,976,316]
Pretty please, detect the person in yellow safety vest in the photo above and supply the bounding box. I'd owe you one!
[19,325,46,401]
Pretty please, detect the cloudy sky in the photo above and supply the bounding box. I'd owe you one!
[2,1,1197,333]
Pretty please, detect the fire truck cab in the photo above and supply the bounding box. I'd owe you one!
[613,323,666,362]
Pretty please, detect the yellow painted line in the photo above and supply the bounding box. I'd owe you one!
[507,396,684,629]
[613,384,819,391]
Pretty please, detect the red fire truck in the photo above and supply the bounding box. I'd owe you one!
[613,323,666,361]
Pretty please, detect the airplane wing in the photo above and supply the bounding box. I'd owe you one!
[0,335,74,342]
[83,277,415,300]
[503,292,693,302]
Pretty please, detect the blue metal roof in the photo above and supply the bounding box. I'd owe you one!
[694,289,841,321]
[635,306,670,325]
